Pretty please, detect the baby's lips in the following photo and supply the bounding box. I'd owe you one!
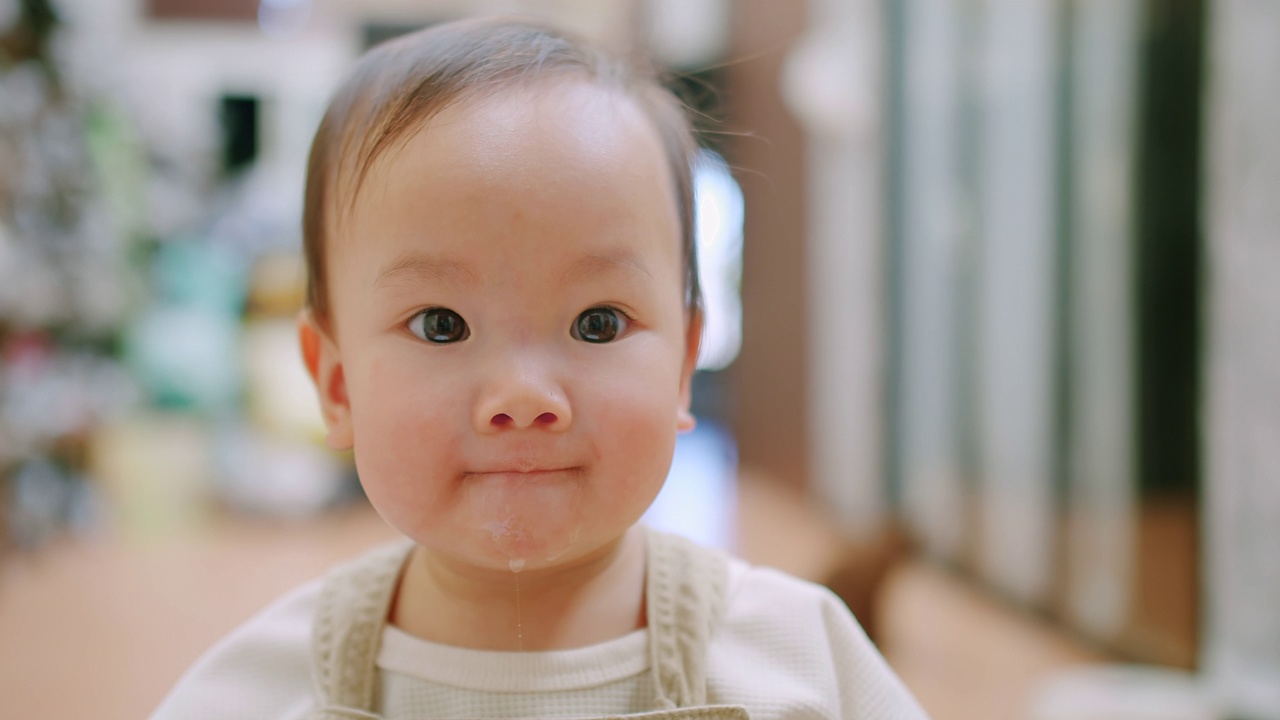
[465,459,586,476]
[471,465,567,475]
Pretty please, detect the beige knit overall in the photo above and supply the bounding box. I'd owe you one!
[307,528,750,720]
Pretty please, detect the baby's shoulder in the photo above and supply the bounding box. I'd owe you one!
[149,577,321,720]
[714,555,874,673]
[709,557,929,718]
[721,556,854,628]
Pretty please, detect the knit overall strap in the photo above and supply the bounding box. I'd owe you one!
[644,528,731,709]
[309,539,415,720]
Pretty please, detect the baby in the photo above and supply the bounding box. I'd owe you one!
[152,17,927,720]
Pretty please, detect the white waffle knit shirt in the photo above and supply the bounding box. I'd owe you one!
[151,553,928,720]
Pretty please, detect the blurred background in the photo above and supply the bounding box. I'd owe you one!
[0,0,1277,719]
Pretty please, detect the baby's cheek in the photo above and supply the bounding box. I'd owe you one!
[349,374,462,528]
[593,385,679,498]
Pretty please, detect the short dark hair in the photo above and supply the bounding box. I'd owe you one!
[302,16,701,330]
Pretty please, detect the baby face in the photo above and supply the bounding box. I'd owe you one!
[304,80,698,573]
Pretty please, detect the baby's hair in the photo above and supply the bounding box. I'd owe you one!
[302,16,702,330]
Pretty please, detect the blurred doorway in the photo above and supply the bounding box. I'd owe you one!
[885,0,1204,668]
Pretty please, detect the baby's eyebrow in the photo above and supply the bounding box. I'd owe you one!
[562,252,653,283]
[374,252,481,289]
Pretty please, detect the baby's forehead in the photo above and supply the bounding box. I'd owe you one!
[332,78,679,242]
[390,81,666,182]
[322,81,684,286]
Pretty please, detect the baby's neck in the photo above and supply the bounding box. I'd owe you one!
[389,526,647,652]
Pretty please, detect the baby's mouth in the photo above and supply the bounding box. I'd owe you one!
[464,467,581,483]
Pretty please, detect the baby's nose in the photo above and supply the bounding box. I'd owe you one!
[474,363,572,432]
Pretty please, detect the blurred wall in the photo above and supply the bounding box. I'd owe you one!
[1202,0,1280,715]
[723,0,810,490]
[783,0,889,535]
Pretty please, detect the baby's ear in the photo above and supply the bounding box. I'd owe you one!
[298,310,354,450]
[676,309,704,433]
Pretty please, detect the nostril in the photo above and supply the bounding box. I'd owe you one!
[535,412,557,425]
[491,413,513,427]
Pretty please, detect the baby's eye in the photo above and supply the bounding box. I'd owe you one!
[408,307,469,343]
[572,307,628,343]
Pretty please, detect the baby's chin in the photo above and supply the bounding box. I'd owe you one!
[461,470,589,569]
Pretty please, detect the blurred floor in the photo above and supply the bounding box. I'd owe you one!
[0,484,1104,720]
[880,562,1106,720]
